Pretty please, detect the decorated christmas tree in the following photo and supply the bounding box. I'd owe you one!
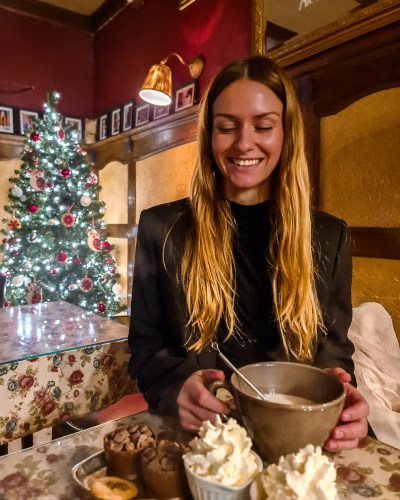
[0,90,127,317]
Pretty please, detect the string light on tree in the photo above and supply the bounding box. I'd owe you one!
[0,90,126,317]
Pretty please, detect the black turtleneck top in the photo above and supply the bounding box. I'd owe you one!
[216,200,281,376]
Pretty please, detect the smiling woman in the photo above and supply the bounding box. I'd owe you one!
[128,55,369,452]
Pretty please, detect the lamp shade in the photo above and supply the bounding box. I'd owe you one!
[139,63,172,106]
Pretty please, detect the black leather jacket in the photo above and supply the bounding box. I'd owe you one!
[128,198,354,413]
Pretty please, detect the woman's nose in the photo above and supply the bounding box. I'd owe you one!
[234,125,255,152]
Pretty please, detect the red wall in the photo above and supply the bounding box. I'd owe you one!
[0,10,94,119]
[93,0,252,117]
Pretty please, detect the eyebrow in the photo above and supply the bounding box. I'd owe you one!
[214,112,280,119]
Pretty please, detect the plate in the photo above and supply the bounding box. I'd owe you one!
[71,450,148,500]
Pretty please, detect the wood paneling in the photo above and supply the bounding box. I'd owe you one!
[0,134,24,160]
[350,228,400,259]
[92,106,197,311]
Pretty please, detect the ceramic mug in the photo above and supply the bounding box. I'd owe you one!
[209,362,346,464]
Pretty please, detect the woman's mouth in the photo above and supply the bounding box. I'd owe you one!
[227,158,263,167]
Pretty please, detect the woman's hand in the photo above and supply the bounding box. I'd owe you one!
[177,369,230,433]
[324,367,369,451]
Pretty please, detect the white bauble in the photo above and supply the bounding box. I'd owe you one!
[20,195,27,202]
[99,208,106,214]
[112,284,123,296]
[69,284,76,290]
[23,276,31,286]
[23,263,32,270]
[12,276,24,287]
[48,219,55,226]
[11,186,23,197]
[80,196,91,207]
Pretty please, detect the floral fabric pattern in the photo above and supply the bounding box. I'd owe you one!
[0,340,137,444]
[0,414,399,500]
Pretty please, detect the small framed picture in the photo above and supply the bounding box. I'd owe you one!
[98,114,108,141]
[135,104,150,127]
[19,109,39,135]
[0,105,14,134]
[174,79,198,112]
[65,116,84,141]
[122,101,134,132]
[110,106,121,136]
[153,104,170,121]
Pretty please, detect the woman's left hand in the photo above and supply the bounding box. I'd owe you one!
[323,367,369,451]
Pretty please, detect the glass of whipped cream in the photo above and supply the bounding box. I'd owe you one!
[184,415,263,500]
[250,445,339,500]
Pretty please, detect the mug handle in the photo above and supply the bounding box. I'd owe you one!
[208,379,242,422]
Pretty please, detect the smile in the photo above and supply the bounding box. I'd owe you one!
[228,158,263,166]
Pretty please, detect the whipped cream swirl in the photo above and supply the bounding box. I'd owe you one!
[183,415,258,487]
[261,444,337,500]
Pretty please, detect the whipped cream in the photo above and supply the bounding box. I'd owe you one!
[261,445,337,500]
[183,415,258,487]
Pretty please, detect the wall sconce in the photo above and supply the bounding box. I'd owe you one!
[139,53,205,106]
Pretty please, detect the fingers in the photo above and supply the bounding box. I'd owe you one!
[325,367,351,383]
[342,384,370,422]
[177,370,230,432]
[202,369,225,382]
[324,438,359,451]
[324,417,368,451]
[333,418,368,441]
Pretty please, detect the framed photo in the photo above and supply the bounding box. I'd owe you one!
[153,104,170,121]
[18,109,39,135]
[98,114,108,141]
[65,116,84,141]
[135,104,150,127]
[122,101,134,132]
[0,105,14,134]
[110,106,121,136]
[174,79,198,112]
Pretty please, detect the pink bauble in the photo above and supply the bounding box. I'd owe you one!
[50,269,57,275]
[27,204,38,213]
[56,253,67,264]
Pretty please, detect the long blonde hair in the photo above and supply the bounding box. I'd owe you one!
[180,56,324,359]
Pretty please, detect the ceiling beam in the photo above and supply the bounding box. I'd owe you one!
[0,0,134,33]
[0,0,92,32]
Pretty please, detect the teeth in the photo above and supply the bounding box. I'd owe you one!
[231,159,261,166]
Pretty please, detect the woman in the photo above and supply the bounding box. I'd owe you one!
[128,56,369,451]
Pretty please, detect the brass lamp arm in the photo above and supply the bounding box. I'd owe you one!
[160,53,205,79]
[161,53,187,67]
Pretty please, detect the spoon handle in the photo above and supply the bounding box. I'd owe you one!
[211,342,268,401]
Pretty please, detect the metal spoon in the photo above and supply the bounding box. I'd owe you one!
[211,342,268,401]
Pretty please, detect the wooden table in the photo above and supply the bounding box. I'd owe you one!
[0,410,399,499]
[0,301,136,448]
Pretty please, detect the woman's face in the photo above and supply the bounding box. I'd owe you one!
[212,79,284,204]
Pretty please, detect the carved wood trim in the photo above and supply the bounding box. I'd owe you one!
[252,0,264,56]
[349,227,400,259]
[0,133,24,161]
[266,0,400,67]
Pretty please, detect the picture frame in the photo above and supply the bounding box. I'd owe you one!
[110,106,122,136]
[135,103,150,127]
[98,114,108,141]
[153,103,170,121]
[0,105,14,134]
[64,116,84,141]
[174,79,198,113]
[18,109,39,135]
[122,101,134,132]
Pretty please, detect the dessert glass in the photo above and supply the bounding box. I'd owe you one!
[184,451,263,500]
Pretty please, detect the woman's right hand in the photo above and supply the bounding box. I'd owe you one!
[177,369,230,433]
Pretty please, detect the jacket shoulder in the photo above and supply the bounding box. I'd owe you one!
[140,198,190,224]
[312,210,348,242]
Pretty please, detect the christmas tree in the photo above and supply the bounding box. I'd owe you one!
[0,90,127,317]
